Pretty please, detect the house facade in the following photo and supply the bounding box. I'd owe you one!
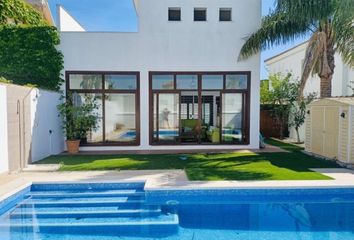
[58,0,261,151]
[265,41,354,142]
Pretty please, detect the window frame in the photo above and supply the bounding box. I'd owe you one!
[149,71,251,146]
[66,71,140,146]
[168,7,181,21]
[219,8,232,22]
[194,8,207,21]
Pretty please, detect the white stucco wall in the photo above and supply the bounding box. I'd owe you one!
[59,0,261,150]
[0,85,9,173]
[266,42,354,97]
[265,42,354,142]
[30,89,64,162]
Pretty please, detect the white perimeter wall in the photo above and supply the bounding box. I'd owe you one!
[59,0,261,150]
[30,89,64,162]
[0,84,64,173]
[0,85,9,173]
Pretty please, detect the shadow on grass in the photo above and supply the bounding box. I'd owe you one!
[37,139,340,180]
[40,152,337,180]
[186,168,273,181]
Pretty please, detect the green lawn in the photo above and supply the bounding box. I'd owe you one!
[38,139,340,181]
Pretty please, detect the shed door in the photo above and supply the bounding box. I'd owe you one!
[311,107,325,155]
[311,106,339,159]
[323,107,339,158]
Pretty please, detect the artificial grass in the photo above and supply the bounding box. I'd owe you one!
[38,139,340,181]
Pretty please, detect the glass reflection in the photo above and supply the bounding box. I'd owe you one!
[222,93,243,142]
[72,93,103,143]
[69,74,102,90]
[105,94,136,143]
[105,75,137,90]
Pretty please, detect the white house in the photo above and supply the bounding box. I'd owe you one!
[265,41,354,142]
[58,0,261,152]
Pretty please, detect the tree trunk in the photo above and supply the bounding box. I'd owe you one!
[320,75,332,98]
[295,127,301,144]
[319,25,335,98]
[278,117,284,139]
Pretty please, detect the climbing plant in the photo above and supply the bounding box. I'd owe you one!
[0,0,64,91]
[0,0,47,26]
[0,25,64,90]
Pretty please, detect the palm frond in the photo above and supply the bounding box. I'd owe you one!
[276,0,336,25]
[333,0,354,67]
[239,12,309,60]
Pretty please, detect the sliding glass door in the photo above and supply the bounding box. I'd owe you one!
[153,93,180,143]
[221,93,244,143]
[150,72,250,145]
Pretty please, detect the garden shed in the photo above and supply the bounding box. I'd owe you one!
[305,97,354,164]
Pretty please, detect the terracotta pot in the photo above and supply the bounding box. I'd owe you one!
[66,140,80,154]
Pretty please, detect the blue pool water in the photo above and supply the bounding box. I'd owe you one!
[1,183,354,240]
[120,130,178,139]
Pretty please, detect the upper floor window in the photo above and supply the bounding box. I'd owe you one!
[194,8,207,21]
[219,8,232,21]
[168,8,181,21]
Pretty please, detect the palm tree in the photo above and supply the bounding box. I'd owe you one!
[239,0,354,98]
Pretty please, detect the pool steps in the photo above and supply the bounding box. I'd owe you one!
[0,183,179,236]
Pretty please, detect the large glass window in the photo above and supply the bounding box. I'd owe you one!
[67,72,139,145]
[150,72,250,145]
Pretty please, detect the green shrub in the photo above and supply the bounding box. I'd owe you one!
[0,25,64,90]
[58,93,100,141]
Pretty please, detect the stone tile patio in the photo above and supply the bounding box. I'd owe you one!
[1,168,354,202]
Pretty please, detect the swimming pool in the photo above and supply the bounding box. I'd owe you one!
[1,183,354,240]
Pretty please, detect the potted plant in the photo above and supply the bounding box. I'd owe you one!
[58,93,99,154]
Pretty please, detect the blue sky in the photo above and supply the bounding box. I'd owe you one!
[48,0,308,79]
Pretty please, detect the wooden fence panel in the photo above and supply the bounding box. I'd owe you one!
[260,110,288,138]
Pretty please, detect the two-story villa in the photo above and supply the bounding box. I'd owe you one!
[58,0,261,152]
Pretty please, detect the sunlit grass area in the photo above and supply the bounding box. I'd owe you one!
[38,139,339,181]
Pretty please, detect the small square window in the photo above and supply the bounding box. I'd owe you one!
[219,8,232,21]
[194,8,207,21]
[168,8,181,21]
